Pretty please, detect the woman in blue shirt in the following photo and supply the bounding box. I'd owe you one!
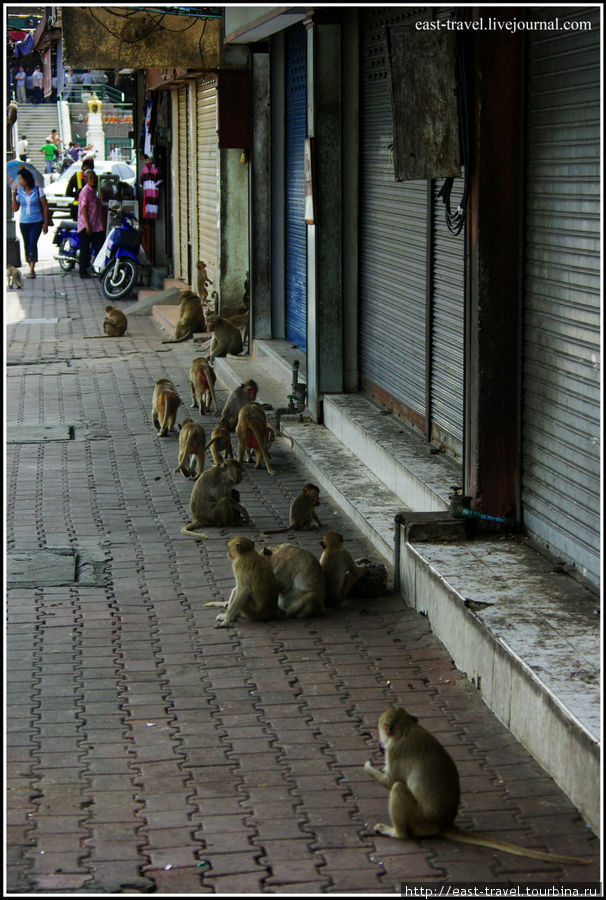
[11,167,49,279]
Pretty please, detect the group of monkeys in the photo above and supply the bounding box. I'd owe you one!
[150,368,370,629]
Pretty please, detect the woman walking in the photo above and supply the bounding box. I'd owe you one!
[11,167,49,279]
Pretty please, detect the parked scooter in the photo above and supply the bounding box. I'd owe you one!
[92,202,147,300]
[52,219,96,272]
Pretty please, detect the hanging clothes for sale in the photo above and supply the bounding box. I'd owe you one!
[143,99,153,159]
[140,158,160,220]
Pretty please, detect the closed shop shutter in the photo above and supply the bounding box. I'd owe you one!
[430,177,465,457]
[523,8,600,587]
[359,7,429,432]
[176,84,191,282]
[196,77,218,285]
[285,22,307,351]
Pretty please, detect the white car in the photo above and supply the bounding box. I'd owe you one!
[45,159,136,215]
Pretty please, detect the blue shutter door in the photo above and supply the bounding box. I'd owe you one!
[284,23,307,351]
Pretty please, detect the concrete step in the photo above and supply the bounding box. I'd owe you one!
[213,347,601,835]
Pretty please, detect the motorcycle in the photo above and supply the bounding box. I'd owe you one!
[93,203,147,300]
[52,219,96,272]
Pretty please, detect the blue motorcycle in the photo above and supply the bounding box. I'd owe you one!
[93,204,147,300]
[52,219,96,272]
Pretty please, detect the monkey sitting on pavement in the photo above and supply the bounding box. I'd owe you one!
[181,459,249,539]
[260,544,326,619]
[262,483,322,535]
[205,536,279,628]
[205,418,234,467]
[151,378,181,436]
[320,531,369,608]
[162,290,206,344]
[236,402,276,476]
[220,379,258,431]
[206,314,244,363]
[364,707,590,865]
[6,265,23,289]
[188,356,218,415]
[174,419,206,479]
[85,305,128,338]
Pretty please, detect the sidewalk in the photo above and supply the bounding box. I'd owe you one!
[5,252,601,893]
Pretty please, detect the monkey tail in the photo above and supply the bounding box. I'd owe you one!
[204,436,222,451]
[442,827,591,866]
[162,330,192,345]
[261,526,292,536]
[180,522,209,539]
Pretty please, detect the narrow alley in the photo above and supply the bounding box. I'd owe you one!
[5,253,601,894]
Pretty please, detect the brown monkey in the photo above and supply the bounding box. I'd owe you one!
[173,419,206,479]
[6,265,23,289]
[206,536,279,628]
[162,290,206,344]
[236,402,276,476]
[262,483,322,535]
[206,314,243,363]
[261,544,325,618]
[181,459,249,539]
[220,380,258,431]
[103,305,127,336]
[152,379,181,436]
[197,260,212,302]
[188,356,218,415]
[224,309,249,347]
[320,531,369,608]
[364,707,590,865]
[205,418,234,467]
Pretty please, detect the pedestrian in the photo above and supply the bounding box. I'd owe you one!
[80,69,94,87]
[32,65,44,104]
[40,138,58,174]
[51,71,57,102]
[11,166,49,279]
[25,68,34,103]
[77,168,105,279]
[46,129,63,151]
[17,134,28,161]
[15,65,27,104]
[67,141,81,163]
[62,69,74,102]
[66,156,95,216]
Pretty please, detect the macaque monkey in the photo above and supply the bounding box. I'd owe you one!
[224,309,249,347]
[205,536,279,628]
[6,265,23,289]
[197,260,212,302]
[320,531,369,608]
[173,419,206,479]
[151,379,181,436]
[206,314,244,363]
[205,418,234,467]
[262,483,322,535]
[162,290,206,343]
[364,707,590,865]
[260,544,325,618]
[220,380,258,431]
[236,402,276,476]
[188,356,218,415]
[181,459,249,539]
[83,305,128,339]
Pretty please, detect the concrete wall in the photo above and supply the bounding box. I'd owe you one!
[220,148,249,309]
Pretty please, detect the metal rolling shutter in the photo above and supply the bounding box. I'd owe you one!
[285,22,307,351]
[196,78,218,285]
[176,85,191,282]
[430,177,465,457]
[359,7,428,430]
[523,8,600,587]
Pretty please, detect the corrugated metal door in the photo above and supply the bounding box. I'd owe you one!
[523,8,600,587]
[430,177,465,457]
[359,7,428,432]
[176,85,191,282]
[196,77,219,285]
[284,22,307,351]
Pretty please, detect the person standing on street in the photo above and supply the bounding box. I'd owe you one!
[32,65,44,104]
[17,134,28,161]
[77,169,105,279]
[40,138,58,174]
[11,167,49,279]
[15,65,27,103]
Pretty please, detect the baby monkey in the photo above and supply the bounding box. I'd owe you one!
[364,707,590,865]
[263,483,322,535]
[205,536,279,628]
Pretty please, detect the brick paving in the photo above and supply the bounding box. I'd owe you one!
[5,260,601,893]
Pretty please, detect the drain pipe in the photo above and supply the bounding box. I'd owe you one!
[393,513,406,594]
[274,359,306,432]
